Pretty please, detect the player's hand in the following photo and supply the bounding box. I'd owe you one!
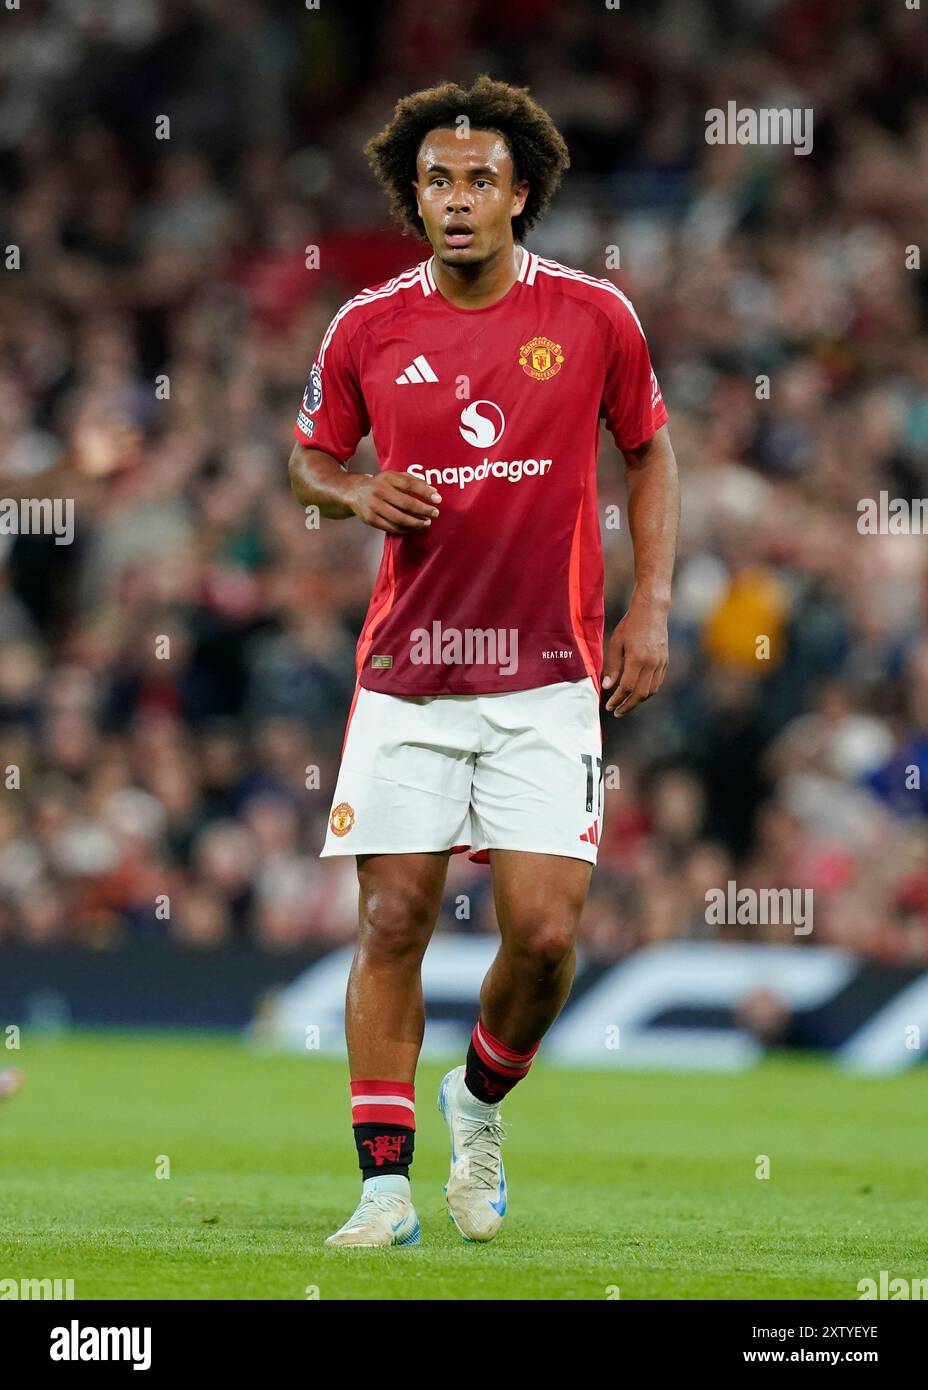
[601,595,669,717]
[348,472,442,535]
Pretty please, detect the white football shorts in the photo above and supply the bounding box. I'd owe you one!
[321,677,604,864]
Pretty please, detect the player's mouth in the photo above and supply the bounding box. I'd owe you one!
[443,221,475,249]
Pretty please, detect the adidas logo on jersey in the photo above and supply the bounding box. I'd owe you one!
[396,355,438,384]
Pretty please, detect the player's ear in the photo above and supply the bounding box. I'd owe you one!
[512,179,529,217]
[412,181,422,219]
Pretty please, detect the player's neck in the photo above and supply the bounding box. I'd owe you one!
[430,243,523,309]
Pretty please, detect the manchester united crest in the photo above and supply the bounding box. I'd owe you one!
[329,801,355,837]
[518,335,565,381]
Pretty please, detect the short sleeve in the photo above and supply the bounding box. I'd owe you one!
[293,310,369,462]
[600,291,668,452]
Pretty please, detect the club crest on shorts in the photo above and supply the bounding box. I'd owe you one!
[518,335,564,381]
[329,801,355,837]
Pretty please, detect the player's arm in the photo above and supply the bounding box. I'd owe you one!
[290,307,442,535]
[288,442,442,535]
[603,424,679,717]
[599,290,678,718]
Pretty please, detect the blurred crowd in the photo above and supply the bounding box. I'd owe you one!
[1,0,927,961]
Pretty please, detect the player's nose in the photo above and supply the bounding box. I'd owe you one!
[446,185,473,210]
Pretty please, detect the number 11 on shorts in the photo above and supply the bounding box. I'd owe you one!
[581,754,604,816]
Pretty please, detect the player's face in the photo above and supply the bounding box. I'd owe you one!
[413,128,529,265]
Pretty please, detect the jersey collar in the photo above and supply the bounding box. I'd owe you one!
[420,246,537,297]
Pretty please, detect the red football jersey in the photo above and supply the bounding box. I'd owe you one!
[294,249,668,696]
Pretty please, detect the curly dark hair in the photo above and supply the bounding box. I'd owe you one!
[364,75,570,242]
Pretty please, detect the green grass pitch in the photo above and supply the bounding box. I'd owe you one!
[0,1032,924,1300]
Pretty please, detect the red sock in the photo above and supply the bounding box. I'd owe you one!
[465,1018,540,1103]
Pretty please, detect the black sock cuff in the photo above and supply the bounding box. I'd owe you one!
[353,1122,415,1178]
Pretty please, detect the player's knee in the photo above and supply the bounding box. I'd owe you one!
[359,887,435,961]
[507,917,576,972]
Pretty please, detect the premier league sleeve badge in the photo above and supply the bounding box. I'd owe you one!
[302,362,323,415]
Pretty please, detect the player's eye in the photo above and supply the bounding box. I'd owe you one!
[474,179,490,188]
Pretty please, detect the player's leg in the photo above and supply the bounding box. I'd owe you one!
[439,677,601,1241]
[439,852,590,1241]
[479,848,591,1054]
[330,850,449,1244]
[321,686,475,1246]
[326,853,454,1248]
[348,851,450,1081]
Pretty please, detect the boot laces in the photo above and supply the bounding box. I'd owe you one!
[458,1115,508,1188]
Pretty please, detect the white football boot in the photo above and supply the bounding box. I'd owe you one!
[438,1065,508,1242]
[324,1174,421,1247]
